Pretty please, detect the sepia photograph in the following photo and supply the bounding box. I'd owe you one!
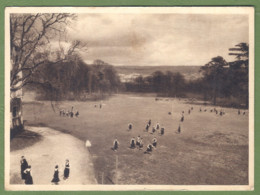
[5,7,254,191]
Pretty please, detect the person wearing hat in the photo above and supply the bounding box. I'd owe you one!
[51,165,60,185]
[63,160,70,179]
[20,156,28,180]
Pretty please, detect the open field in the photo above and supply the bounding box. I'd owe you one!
[22,94,249,185]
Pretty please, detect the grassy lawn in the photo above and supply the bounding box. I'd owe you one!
[22,94,248,185]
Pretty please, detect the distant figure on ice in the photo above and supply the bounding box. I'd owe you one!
[191,107,193,110]
[75,111,79,117]
[51,165,60,185]
[144,144,154,154]
[200,107,202,112]
[113,138,119,151]
[243,111,246,115]
[188,109,191,114]
[20,156,28,180]
[24,165,33,184]
[128,123,133,131]
[130,137,136,149]
[100,103,102,109]
[238,109,241,115]
[63,159,70,180]
[152,137,157,148]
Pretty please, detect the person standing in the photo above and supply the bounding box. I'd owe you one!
[160,127,165,135]
[63,160,70,180]
[113,138,119,151]
[145,123,150,132]
[144,144,153,154]
[51,165,60,185]
[152,137,157,148]
[20,156,28,180]
[148,119,151,127]
[130,137,136,149]
[128,123,133,131]
[24,165,33,184]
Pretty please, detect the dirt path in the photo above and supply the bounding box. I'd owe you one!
[10,126,97,185]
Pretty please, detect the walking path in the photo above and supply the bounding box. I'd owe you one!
[10,126,97,185]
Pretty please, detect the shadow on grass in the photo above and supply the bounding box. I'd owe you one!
[10,129,43,152]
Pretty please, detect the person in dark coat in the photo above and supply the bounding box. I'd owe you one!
[63,160,70,179]
[138,138,144,149]
[180,115,184,122]
[75,111,79,117]
[130,137,135,149]
[51,165,60,185]
[145,123,150,132]
[136,136,141,147]
[152,137,157,148]
[160,127,165,135]
[113,138,119,151]
[144,144,153,154]
[152,126,156,134]
[128,123,133,131]
[156,122,160,130]
[148,119,151,126]
[177,125,181,134]
[24,165,33,184]
[20,156,28,180]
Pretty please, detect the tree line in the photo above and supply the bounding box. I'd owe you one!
[29,58,122,101]
[125,43,249,108]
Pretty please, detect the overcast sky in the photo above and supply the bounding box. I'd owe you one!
[67,13,249,66]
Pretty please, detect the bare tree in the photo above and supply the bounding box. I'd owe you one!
[10,13,84,95]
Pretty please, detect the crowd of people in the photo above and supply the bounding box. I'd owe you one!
[20,156,70,185]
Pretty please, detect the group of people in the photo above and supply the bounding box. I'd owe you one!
[51,159,70,185]
[112,119,161,154]
[145,120,165,135]
[60,106,79,118]
[112,136,158,154]
[20,156,70,185]
[199,107,226,116]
